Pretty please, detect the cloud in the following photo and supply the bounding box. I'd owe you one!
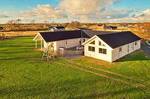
[59,0,119,22]
[0,11,16,23]
[1,0,150,23]
[59,0,100,15]
[18,0,119,23]
[132,9,150,21]
[102,9,133,19]
[0,11,10,18]
[18,4,64,23]
[0,14,9,18]
[108,9,150,23]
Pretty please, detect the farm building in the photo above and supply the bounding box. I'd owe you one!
[33,30,141,62]
[48,26,65,31]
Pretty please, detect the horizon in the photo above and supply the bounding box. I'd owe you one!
[0,0,150,23]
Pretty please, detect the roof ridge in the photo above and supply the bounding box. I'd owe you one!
[40,30,81,34]
[96,31,132,36]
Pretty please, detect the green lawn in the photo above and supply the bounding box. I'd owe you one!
[0,37,150,99]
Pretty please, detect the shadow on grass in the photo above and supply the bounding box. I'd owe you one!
[115,50,150,62]
[0,79,143,98]
[0,56,40,61]
[73,88,142,99]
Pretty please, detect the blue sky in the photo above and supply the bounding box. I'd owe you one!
[0,0,150,23]
[0,0,149,11]
[0,0,58,11]
[113,0,150,10]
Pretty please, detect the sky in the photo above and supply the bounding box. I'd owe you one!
[0,0,150,23]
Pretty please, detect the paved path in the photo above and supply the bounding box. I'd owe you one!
[141,41,150,57]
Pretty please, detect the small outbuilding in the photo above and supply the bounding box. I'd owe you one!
[49,26,65,31]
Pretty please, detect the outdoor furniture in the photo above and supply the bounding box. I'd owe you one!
[146,41,150,46]
[41,44,56,61]
[41,48,50,61]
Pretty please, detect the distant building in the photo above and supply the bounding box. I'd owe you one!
[104,25,118,30]
[88,24,105,30]
[49,26,65,31]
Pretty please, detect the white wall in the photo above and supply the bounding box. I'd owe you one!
[43,38,86,50]
[84,37,113,62]
[56,38,83,49]
[43,38,89,52]
[112,40,141,61]
[84,37,141,62]
[44,41,47,48]
[43,41,57,51]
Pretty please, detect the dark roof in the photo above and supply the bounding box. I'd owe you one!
[97,31,141,48]
[39,30,141,48]
[40,30,114,42]
[105,26,117,30]
[55,26,65,29]
[82,30,116,38]
[49,26,65,29]
[40,30,81,42]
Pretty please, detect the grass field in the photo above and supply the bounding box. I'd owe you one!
[0,37,150,99]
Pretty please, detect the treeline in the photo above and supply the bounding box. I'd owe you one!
[0,23,67,32]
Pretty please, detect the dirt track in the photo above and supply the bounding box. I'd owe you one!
[56,60,147,91]
[0,31,43,37]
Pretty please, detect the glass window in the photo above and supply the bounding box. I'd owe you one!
[90,41,95,45]
[99,41,101,46]
[132,43,134,49]
[99,41,105,46]
[99,48,103,53]
[135,42,137,45]
[103,49,107,54]
[119,47,122,52]
[83,39,86,42]
[88,46,95,52]
[99,48,107,54]
[79,40,82,45]
[128,45,129,52]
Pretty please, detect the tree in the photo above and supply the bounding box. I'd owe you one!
[0,27,3,31]
[16,19,21,24]
[0,27,5,40]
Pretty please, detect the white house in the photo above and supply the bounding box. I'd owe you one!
[33,30,141,62]
[33,30,87,51]
[82,32,141,62]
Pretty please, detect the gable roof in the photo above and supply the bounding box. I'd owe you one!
[49,26,65,29]
[97,31,141,48]
[82,30,116,38]
[38,30,141,48]
[40,30,82,42]
[82,35,113,49]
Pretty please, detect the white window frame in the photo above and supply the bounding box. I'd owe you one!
[88,46,95,52]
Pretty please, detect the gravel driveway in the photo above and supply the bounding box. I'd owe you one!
[141,41,150,57]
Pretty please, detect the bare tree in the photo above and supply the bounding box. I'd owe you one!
[30,20,35,24]
[0,27,5,40]
[16,19,21,24]
[0,27,3,31]
[7,20,15,24]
